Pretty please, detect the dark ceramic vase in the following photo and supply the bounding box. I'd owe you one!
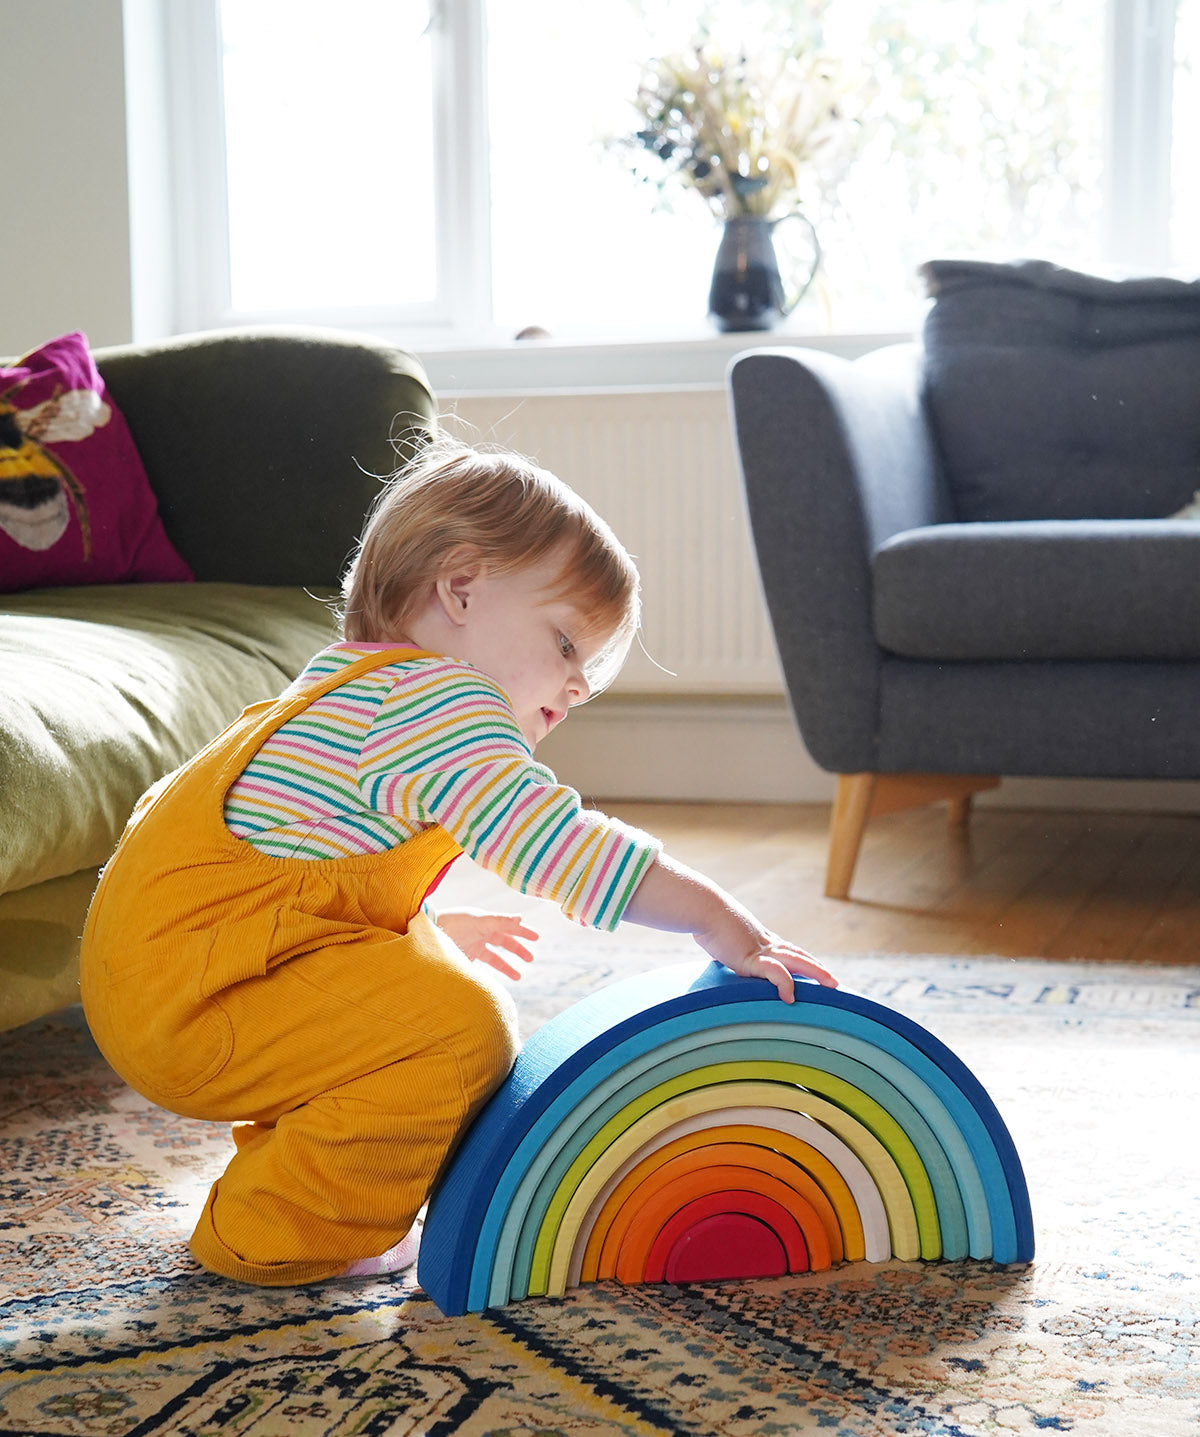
[707,213,820,332]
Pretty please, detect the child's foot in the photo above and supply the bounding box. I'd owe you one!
[340,1227,420,1278]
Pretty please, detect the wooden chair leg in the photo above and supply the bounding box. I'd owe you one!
[947,794,974,830]
[825,774,876,900]
[825,772,1000,900]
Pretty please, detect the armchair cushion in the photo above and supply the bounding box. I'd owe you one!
[874,519,1200,660]
[920,260,1200,523]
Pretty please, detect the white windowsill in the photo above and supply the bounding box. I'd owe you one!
[365,322,915,395]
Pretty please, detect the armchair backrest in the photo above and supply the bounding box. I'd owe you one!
[919,259,1200,525]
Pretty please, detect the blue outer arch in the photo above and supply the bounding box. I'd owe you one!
[418,962,1034,1317]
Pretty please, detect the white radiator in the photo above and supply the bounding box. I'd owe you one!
[444,388,785,696]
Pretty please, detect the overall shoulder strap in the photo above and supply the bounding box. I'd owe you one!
[292,646,439,705]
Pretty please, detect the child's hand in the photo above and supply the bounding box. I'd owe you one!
[622,852,838,1001]
[694,914,838,1003]
[435,908,539,981]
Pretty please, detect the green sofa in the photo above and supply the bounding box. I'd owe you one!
[0,327,436,1030]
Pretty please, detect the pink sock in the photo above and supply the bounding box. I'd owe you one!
[340,1226,420,1278]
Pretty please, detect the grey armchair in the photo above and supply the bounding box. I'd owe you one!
[729,259,1200,898]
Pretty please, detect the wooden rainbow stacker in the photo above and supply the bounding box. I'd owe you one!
[418,962,1034,1316]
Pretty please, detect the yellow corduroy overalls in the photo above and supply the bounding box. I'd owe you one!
[80,647,519,1286]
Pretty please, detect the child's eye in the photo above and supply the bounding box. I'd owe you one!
[558,632,575,659]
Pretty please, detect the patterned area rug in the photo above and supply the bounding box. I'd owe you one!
[2,934,1198,1436]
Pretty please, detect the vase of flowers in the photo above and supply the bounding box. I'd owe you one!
[707,212,821,332]
[615,27,863,330]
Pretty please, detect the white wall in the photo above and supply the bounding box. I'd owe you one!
[3,1,138,355]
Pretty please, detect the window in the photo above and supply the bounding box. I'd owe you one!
[819,0,1106,329]
[173,0,1195,345]
[220,0,437,314]
[1173,0,1199,265]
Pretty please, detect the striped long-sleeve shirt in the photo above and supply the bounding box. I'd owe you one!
[223,644,660,931]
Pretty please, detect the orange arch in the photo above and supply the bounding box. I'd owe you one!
[589,1140,844,1282]
[579,1124,863,1283]
[609,1164,833,1284]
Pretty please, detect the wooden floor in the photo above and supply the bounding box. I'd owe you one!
[599,800,1200,964]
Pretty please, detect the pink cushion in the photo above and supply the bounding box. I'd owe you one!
[0,331,192,592]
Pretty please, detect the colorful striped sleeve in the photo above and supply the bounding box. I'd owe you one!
[357,658,661,931]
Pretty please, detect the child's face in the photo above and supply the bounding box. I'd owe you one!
[437,550,607,749]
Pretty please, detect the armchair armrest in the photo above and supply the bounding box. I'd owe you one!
[728,343,946,773]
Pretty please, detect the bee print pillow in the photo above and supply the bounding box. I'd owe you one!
[0,331,193,592]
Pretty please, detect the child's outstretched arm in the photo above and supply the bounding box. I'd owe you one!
[622,852,837,1001]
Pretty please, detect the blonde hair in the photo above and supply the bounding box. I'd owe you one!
[341,436,641,692]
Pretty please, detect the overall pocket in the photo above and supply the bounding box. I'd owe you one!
[95,930,234,1104]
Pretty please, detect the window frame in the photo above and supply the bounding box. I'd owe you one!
[165,0,494,339]
[163,0,1184,355]
[1105,0,1180,269]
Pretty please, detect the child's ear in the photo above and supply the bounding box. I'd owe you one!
[435,546,483,626]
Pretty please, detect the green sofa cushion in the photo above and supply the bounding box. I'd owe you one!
[0,582,338,894]
[0,869,102,1032]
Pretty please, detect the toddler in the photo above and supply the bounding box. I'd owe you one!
[80,439,835,1286]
